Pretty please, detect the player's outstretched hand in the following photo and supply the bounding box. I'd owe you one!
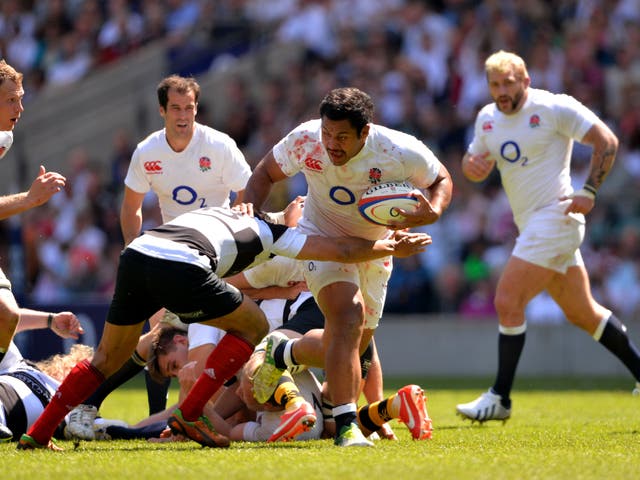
[27,165,66,208]
[232,202,255,217]
[389,230,432,257]
[50,311,84,339]
[283,195,305,226]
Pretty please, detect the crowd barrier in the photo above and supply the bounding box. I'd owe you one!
[15,306,640,379]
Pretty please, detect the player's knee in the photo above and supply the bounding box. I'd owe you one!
[494,290,521,318]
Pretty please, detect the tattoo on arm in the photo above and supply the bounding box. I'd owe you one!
[586,144,616,190]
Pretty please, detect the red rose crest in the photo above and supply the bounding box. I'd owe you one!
[199,156,212,172]
[368,167,382,184]
[529,114,540,128]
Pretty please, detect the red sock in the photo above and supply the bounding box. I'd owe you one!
[180,333,253,421]
[27,359,104,445]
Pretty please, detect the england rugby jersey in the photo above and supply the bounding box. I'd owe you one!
[124,122,251,222]
[127,207,308,277]
[0,131,13,159]
[273,120,442,240]
[468,88,599,228]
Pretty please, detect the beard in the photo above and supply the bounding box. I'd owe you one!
[496,89,525,114]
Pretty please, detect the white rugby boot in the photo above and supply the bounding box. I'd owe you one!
[456,389,511,424]
[64,404,98,440]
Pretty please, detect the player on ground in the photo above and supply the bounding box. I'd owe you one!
[17,205,430,450]
[244,87,452,446]
[456,50,640,423]
[0,308,84,442]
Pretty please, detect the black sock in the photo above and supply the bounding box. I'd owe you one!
[359,342,373,379]
[145,369,171,415]
[492,331,526,408]
[334,410,358,433]
[273,341,296,370]
[85,350,146,409]
[598,314,640,380]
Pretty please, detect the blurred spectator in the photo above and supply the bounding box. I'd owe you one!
[97,0,145,64]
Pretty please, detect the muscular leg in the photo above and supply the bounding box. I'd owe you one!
[548,265,640,382]
[178,296,268,421]
[26,322,144,445]
[492,256,555,402]
[316,281,364,432]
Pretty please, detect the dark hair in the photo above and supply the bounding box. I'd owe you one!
[157,75,200,109]
[147,326,186,384]
[319,87,374,135]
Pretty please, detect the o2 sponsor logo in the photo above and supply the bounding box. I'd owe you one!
[173,185,206,208]
[329,186,356,205]
[500,141,528,166]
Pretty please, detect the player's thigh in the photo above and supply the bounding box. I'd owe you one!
[200,295,268,345]
[546,264,606,330]
[93,322,146,376]
[303,258,390,330]
[304,261,362,324]
[495,255,555,313]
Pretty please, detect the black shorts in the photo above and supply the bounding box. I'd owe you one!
[106,249,243,326]
[278,296,325,334]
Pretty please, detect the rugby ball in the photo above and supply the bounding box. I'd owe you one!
[358,181,419,226]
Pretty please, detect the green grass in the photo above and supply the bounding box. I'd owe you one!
[3,376,639,480]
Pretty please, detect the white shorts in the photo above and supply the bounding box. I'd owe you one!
[512,205,585,274]
[301,256,392,329]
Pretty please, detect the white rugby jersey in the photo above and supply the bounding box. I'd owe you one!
[124,122,251,222]
[273,120,442,240]
[0,130,13,159]
[0,346,59,437]
[127,207,308,277]
[243,255,305,287]
[468,88,599,228]
[0,341,23,371]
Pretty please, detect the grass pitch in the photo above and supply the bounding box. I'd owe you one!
[3,376,639,480]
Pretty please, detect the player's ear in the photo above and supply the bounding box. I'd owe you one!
[360,124,370,141]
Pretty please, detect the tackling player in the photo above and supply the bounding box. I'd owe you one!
[17,205,430,450]
[64,75,253,437]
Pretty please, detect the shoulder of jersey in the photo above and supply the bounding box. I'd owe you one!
[136,129,165,149]
[196,122,234,142]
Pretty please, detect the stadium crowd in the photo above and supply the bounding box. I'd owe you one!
[2,0,640,322]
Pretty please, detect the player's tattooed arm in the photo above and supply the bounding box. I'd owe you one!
[581,119,619,191]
